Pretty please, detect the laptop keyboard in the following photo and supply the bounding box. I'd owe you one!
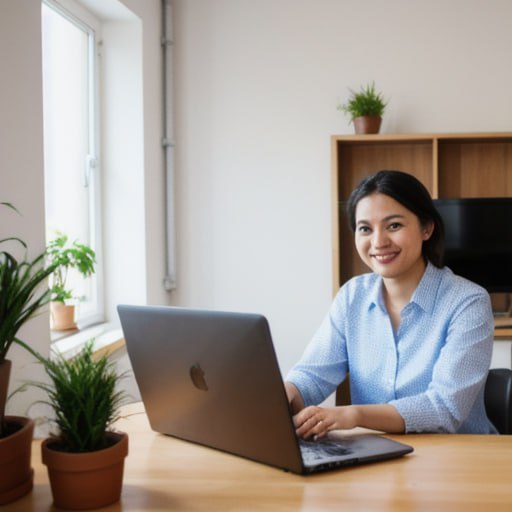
[299,438,353,465]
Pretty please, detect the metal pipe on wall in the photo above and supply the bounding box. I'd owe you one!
[162,0,177,291]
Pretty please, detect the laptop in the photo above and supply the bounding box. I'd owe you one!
[117,305,413,474]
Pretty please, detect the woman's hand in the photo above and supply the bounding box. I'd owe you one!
[293,404,405,438]
[293,405,358,439]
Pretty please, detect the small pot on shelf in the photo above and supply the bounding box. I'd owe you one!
[353,115,382,134]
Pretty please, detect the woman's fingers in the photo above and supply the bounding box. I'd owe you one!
[293,407,331,438]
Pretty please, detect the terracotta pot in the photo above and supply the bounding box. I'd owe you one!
[42,431,129,510]
[50,302,77,331]
[0,416,34,505]
[353,115,382,134]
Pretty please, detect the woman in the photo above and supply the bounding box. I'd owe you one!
[285,170,497,437]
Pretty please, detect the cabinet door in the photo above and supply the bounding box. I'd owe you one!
[438,139,512,198]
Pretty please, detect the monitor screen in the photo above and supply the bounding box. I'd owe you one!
[434,198,512,293]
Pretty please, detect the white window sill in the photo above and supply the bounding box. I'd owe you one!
[52,323,125,360]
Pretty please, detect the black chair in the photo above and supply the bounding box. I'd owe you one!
[484,368,512,435]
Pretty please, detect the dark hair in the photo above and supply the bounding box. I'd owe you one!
[345,170,445,268]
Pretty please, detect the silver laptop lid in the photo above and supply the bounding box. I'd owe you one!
[118,305,304,473]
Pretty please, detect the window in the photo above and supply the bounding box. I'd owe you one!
[42,0,103,328]
[42,0,147,340]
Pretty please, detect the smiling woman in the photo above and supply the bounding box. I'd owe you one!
[285,170,497,438]
[353,194,433,303]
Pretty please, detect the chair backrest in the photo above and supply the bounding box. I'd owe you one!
[484,368,512,435]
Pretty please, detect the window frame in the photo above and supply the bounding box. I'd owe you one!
[42,0,104,330]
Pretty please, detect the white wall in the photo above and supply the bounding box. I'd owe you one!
[102,18,147,318]
[170,0,512,373]
[2,0,512,416]
[0,0,51,415]
[106,0,169,309]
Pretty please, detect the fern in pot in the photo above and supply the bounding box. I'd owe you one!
[30,340,129,510]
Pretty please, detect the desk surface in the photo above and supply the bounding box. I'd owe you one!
[10,402,512,511]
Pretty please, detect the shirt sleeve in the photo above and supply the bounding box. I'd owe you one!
[389,291,494,433]
[285,292,349,406]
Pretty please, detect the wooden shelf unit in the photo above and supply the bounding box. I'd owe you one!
[331,132,512,316]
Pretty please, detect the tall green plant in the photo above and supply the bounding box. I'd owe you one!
[28,341,126,453]
[0,203,58,362]
[0,202,58,438]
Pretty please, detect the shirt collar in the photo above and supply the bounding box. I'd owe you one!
[367,275,385,312]
[410,261,442,314]
[367,261,442,314]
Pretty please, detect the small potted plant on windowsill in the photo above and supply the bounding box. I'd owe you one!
[46,233,96,331]
[337,81,387,134]
[28,340,129,510]
[0,202,60,505]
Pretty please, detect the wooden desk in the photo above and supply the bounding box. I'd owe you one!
[9,403,512,511]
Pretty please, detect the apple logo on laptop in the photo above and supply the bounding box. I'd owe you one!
[190,363,208,391]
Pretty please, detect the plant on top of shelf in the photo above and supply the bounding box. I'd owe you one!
[46,232,96,330]
[337,81,387,134]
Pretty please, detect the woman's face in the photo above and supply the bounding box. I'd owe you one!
[354,192,433,282]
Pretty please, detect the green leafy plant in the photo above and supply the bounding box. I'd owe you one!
[337,81,387,121]
[0,203,59,363]
[46,232,96,304]
[28,340,126,452]
[0,202,59,437]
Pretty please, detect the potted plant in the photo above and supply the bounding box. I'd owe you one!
[337,81,387,134]
[0,202,59,505]
[46,232,96,331]
[29,340,128,510]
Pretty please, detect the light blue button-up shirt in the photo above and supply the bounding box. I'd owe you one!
[286,263,497,433]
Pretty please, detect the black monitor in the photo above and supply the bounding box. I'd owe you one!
[434,197,512,294]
